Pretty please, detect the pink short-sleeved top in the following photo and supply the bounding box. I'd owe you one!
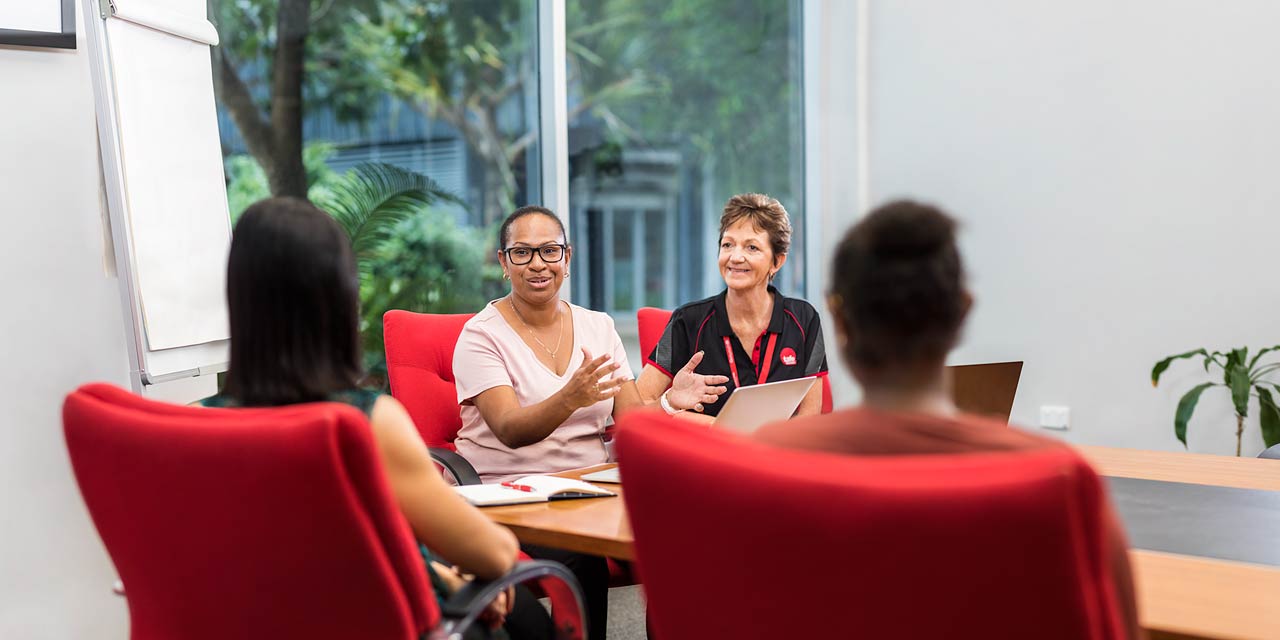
[453,300,634,483]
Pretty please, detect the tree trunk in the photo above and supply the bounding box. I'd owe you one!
[214,50,276,177]
[268,0,311,198]
[210,0,310,198]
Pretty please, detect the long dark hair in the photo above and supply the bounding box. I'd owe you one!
[222,197,363,405]
[830,200,967,370]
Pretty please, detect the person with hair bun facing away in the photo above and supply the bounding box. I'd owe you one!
[754,200,1143,639]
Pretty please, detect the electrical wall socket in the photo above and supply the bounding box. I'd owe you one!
[1039,405,1070,430]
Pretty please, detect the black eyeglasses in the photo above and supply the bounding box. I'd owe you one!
[502,244,567,265]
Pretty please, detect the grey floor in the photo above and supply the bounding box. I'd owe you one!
[606,585,647,640]
[545,584,646,640]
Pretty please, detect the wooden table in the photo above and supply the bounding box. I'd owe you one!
[483,465,633,560]
[483,449,1280,640]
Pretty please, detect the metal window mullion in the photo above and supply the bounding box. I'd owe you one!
[602,207,615,314]
[633,210,646,311]
[802,0,820,300]
[538,0,570,300]
[665,202,677,308]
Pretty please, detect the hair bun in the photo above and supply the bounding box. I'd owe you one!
[862,200,956,259]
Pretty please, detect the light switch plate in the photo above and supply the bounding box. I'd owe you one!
[1040,405,1070,430]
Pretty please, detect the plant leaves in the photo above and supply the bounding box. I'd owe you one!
[1223,350,1244,371]
[1228,363,1251,417]
[1247,345,1280,372]
[1151,349,1208,387]
[1250,362,1280,383]
[1174,382,1216,447]
[1257,387,1280,449]
[314,162,463,270]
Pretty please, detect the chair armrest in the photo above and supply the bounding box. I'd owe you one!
[429,447,481,486]
[430,560,585,640]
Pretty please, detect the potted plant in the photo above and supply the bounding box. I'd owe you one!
[1151,347,1280,456]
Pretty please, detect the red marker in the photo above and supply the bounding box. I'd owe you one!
[501,482,536,492]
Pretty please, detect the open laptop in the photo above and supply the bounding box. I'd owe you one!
[581,376,818,484]
[714,376,817,433]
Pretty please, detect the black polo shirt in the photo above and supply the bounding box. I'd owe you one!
[646,286,827,417]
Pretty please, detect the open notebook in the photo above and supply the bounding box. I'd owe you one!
[454,476,616,507]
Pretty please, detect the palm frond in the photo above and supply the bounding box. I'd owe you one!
[315,162,462,265]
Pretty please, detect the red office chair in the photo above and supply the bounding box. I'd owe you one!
[614,412,1130,640]
[384,309,637,588]
[383,310,480,484]
[63,383,585,640]
[636,306,834,413]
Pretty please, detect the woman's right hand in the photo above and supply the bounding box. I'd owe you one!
[560,347,625,410]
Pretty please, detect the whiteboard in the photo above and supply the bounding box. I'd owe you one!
[82,0,230,388]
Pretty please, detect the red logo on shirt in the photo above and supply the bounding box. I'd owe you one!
[780,347,797,366]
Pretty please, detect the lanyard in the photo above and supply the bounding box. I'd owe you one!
[724,333,778,388]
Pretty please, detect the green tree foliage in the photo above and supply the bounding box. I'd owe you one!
[210,0,384,196]
[568,0,802,198]
[309,161,496,382]
[213,0,801,376]
[225,146,497,381]
[344,0,542,223]
[225,142,339,221]
[360,213,505,379]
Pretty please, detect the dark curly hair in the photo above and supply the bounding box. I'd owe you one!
[830,200,968,370]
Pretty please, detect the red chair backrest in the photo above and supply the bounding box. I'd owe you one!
[615,413,1127,640]
[63,383,437,640]
[637,307,672,365]
[383,310,475,449]
[636,306,834,413]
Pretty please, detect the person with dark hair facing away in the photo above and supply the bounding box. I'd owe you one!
[637,193,828,419]
[754,200,1144,640]
[453,205,728,638]
[200,197,554,639]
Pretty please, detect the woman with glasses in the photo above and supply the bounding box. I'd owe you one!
[452,205,727,639]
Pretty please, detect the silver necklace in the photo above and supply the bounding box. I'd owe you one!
[509,297,565,358]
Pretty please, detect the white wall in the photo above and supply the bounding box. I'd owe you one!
[0,8,131,638]
[0,5,220,634]
[840,0,1280,455]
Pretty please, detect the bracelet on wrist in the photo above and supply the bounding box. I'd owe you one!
[659,390,684,415]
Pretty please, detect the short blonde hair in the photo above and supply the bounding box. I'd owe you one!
[718,193,792,258]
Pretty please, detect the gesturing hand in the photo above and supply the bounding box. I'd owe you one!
[561,347,625,410]
[666,351,729,412]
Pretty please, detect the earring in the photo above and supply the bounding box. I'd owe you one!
[564,270,570,279]
[502,272,510,280]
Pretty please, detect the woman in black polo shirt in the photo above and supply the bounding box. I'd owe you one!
[637,193,828,418]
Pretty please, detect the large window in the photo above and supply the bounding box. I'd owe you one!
[210,0,540,377]
[208,0,806,371]
[565,0,806,316]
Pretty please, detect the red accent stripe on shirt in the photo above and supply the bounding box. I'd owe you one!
[644,357,674,379]
[784,308,806,341]
[694,310,715,352]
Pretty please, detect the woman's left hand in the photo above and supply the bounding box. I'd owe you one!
[478,586,515,629]
[666,351,729,412]
[433,561,513,629]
